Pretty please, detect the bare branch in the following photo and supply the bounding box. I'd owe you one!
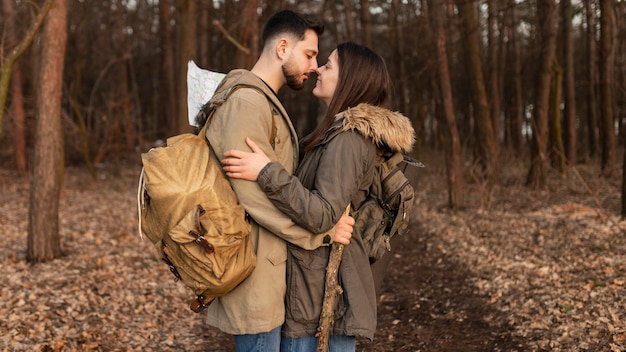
[316,205,351,351]
[213,20,250,56]
[0,0,55,142]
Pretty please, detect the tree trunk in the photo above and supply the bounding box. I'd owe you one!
[430,0,463,209]
[619,3,626,144]
[116,0,135,152]
[2,0,28,174]
[562,0,577,165]
[599,0,617,176]
[550,60,567,174]
[526,0,557,189]
[454,0,497,183]
[176,0,197,134]
[487,0,501,153]
[28,0,68,262]
[622,133,626,218]
[342,0,357,40]
[159,0,177,135]
[325,0,341,44]
[0,0,54,144]
[198,0,215,69]
[9,65,27,174]
[391,0,411,117]
[504,0,523,151]
[246,0,259,66]
[359,0,372,47]
[584,0,599,159]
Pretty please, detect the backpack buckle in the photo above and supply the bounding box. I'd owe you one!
[190,295,214,313]
[194,235,215,255]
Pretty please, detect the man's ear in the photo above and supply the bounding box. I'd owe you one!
[276,38,289,60]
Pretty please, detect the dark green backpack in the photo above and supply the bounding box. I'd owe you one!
[355,150,421,263]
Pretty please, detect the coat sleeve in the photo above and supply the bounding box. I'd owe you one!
[257,131,375,234]
[206,89,330,250]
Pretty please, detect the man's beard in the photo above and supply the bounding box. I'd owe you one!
[282,62,306,90]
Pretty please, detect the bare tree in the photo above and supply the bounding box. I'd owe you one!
[550,60,566,174]
[503,0,524,151]
[561,0,577,165]
[599,0,617,176]
[487,0,501,153]
[359,0,372,47]
[390,0,410,117]
[622,139,626,217]
[246,0,259,66]
[584,0,599,159]
[0,0,54,143]
[176,0,197,134]
[429,0,463,208]
[116,0,135,152]
[2,0,29,174]
[526,0,557,189]
[454,0,497,183]
[160,0,178,134]
[28,0,68,262]
[342,0,357,40]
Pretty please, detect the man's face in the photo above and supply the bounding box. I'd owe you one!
[282,29,319,90]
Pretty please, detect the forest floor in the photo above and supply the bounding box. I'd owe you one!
[1,151,625,352]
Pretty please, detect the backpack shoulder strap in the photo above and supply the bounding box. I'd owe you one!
[200,83,277,148]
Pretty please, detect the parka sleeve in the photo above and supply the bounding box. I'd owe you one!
[256,130,375,234]
[206,89,333,250]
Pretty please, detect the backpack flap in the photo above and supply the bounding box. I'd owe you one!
[140,133,210,244]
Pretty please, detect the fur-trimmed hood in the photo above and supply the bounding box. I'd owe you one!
[336,103,415,154]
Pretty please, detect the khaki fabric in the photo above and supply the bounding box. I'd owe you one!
[139,95,256,309]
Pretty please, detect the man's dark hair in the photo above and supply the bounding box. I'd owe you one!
[262,10,324,46]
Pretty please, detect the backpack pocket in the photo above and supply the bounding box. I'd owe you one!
[161,203,256,300]
[354,199,390,263]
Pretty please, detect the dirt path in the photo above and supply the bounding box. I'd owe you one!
[1,154,625,351]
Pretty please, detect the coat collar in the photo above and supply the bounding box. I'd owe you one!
[330,103,415,154]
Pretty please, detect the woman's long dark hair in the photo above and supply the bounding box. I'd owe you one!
[301,42,391,156]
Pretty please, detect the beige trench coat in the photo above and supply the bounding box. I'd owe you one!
[204,69,332,335]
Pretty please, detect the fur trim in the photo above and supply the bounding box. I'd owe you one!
[339,103,415,154]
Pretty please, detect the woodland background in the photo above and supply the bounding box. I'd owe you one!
[0,0,626,351]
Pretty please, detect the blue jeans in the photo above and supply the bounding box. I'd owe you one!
[280,335,356,352]
[233,326,281,352]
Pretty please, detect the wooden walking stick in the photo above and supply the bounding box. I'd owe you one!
[316,204,351,352]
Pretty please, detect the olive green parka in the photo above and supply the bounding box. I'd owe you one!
[256,103,415,340]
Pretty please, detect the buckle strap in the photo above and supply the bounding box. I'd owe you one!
[190,295,214,313]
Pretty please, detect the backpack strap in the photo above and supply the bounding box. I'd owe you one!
[269,108,277,149]
[200,83,277,149]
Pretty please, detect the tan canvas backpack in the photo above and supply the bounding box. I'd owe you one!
[137,84,275,312]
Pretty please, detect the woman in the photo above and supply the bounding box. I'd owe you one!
[221,42,415,351]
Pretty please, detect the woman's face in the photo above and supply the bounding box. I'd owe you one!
[312,49,339,106]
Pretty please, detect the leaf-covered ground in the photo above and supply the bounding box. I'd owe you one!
[1,153,624,352]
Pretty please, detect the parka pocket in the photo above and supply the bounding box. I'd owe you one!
[285,245,347,324]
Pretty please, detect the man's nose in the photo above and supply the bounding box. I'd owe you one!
[310,59,318,72]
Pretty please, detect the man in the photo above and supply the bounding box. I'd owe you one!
[201,10,353,352]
